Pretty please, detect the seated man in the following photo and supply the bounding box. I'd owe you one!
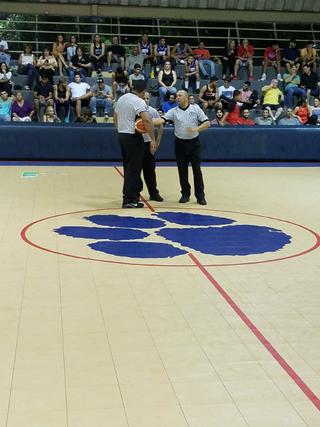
[171,42,193,65]
[261,79,284,121]
[199,78,220,112]
[69,46,91,82]
[218,78,236,107]
[254,108,274,125]
[125,46,144,74]
[283,64,305,108]
[220,90,242,126]
[282,38,300,72]
[239,80,258,110]
[300,64,320,103]
[300,41,318,73]
[0,90,12,121]
[12,91,34,122]
[278,108,301,126]
[33,74,54,121]
[193,41,218,79]
[89,77,113,120]
[234,38,254,80]
[163,93,178,113]
[0,36,10,67]
[238,108,255,125]
[153,37,170,71]
[261,41,282,81]
[106,36,126,72]
[128,63,145,89]
[68,73,92,119]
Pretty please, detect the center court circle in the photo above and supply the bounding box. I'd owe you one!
[20,207,320,267]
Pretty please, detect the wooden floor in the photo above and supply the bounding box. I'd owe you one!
[0,163,320,427]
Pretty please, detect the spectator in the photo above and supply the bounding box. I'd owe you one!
[311,97,320,121]
[90,77,113,119]
[218,78,236,107]
[198,78,220,112]
[138,33,153,66]
[76,107,97,123]
[112,66,129,99]
[193,41,218,79]
[221,39,237,80]
[261,41,282,81]
[305,114,319,125]
[52,34,68,76]
[238,108,255,126]
[90,34,105,75]
[300,41,317,73]
[261,79,284,121]
[54,78,70,122]
[0,63,13,96]
[33,74,54,121]
[66,35,78,62]
[162,93,178,113]
[0,90,12,121]
[125,46,144,74]
[278,108,301,125]
[106,36,126,72]
[188,94,195,105]
[0,35,10,67]
[69,46,91,82]
[220,90,242,126]
[300,64,320,103]
[18,45,38,90]
[12,91,34,122]
[128,63,145,89]
[37,47,57,85]
[158,60,177,106]
[239,80,258,110]
[234,38,254,80]
[283,64,305,108]
[42,104,61,123]
[154,37,170,71]
[293,99,311,125]
[210,108,224,126]
[282,38,300,72]
[184,54,200,93]
[68,73,92,119]
[171,42,193,65]
[254,108,274,126]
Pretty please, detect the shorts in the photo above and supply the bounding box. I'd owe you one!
[71,99,90,107]
[262,103,281,111]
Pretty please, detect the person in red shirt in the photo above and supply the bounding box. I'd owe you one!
[238,108,255,125]
[220,90,242,126]
[193,41,219,79]
[261,41,282,81]
[234,39,254,80]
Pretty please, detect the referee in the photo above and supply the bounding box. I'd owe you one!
[154,90,210,205]
[114,80,156,208]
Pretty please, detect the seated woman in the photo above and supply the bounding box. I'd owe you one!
[157,60,177,106]
[90,34,105,74]
[12,91,34,122]
[37,47,57,85]
[52,34,68,76]
[42,104,61,123]
[54,78,70,122]
[66,35,78,63]
[18,44,38,90]
[294,99,311,125]
[0,63,13,96]
[112,66,129,99]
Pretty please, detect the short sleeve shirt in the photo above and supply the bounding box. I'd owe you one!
[143,106,160,142]
[115,92,148,134]
[68,82,90,99]
[92,84,112,97]
[34,82,53,98]
[263,87,282,105]
[163,104,209,140]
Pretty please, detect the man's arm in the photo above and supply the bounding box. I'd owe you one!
[113,111,118,129]
[140,111,156,154]
[187,120,210,133]
[153,117,166,126]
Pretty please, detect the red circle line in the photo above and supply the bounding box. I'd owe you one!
[20,207,320,267]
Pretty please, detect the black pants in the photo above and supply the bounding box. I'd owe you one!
[119,133,145,204]
[222,56,236,77]
[175,136,205,200]
[138,141,159,197]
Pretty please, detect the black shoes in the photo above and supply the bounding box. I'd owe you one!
[150,194,164,202]
[197,198,207,205]
[179,195,190,203]
[122,201,144,208]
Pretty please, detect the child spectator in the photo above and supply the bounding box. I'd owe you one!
[90,34,105,75]
[221,39,237,80]
[42,104,61,123]
[261,41,282,82]
[18,45,38,90]
[12,91,34,122]
[234,38,254,80]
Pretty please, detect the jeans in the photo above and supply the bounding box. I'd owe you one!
[19,64,39,89]
[285,86,306,107]
[159,86,177,105]
[198,59,215,78]
[69,67,87,83]
[89,97,113,115]
[0,114,11,121]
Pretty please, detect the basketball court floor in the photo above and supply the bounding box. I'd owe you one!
[0,162,319,426]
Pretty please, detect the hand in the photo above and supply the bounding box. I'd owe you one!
[187,127,197,133]
[150,140,157,155]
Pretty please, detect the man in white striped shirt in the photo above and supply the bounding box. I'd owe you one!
[154,90,210,205]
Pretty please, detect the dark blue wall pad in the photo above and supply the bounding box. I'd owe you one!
[1,123,320,161]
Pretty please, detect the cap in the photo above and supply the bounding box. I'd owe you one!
[97,77,104,83]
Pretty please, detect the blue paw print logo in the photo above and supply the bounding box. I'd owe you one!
[54,211,292,259]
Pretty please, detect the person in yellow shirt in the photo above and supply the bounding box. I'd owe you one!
[261,79,284,122]
[300,41,318,73]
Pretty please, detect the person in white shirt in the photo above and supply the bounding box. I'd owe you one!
[218,78,236,107]
[68,73,92,119]
[18,44,38,90]
[0,63,13,95]
[0,36,10,67]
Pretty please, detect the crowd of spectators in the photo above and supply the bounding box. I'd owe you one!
[0,31,320,126]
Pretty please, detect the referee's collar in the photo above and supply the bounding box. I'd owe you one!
[178,103,190,111]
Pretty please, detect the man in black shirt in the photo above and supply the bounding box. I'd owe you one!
[107,36,126,72]
[33,74,53,121]
[69,46,91,82]
[300,64,320,103]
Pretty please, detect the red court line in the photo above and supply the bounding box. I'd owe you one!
[114,165,156,212]
[188,252,320,412]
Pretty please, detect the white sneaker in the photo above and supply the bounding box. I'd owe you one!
[260,73,266,81]
[24,85,30,90]
[277,73,283,81]
[104,114,109,120]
